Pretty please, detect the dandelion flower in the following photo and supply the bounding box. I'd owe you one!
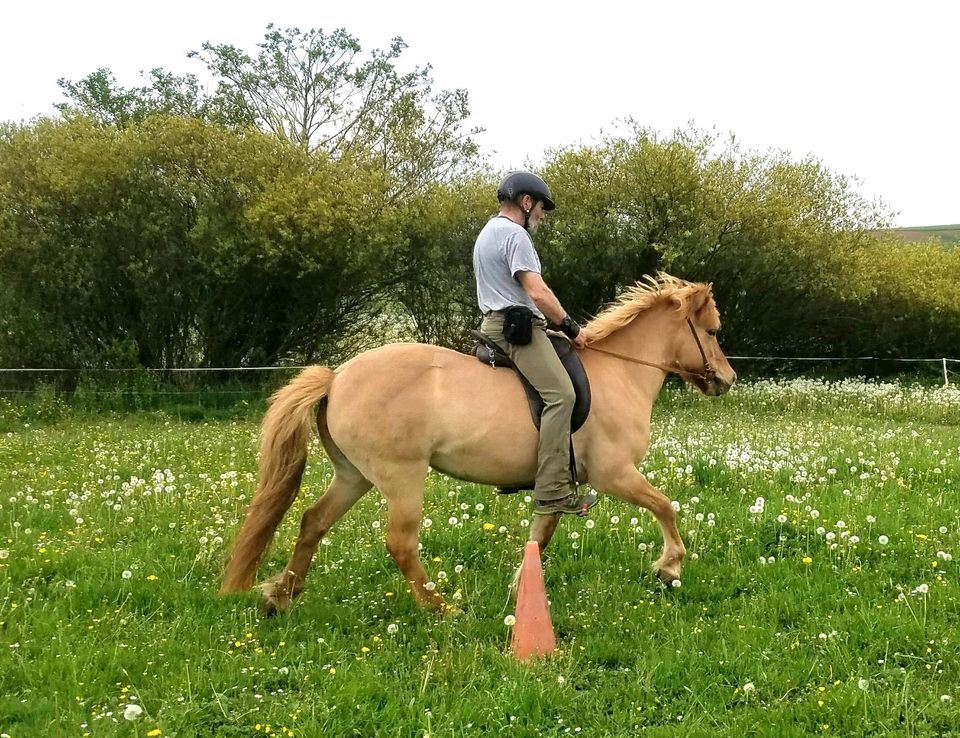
[671,579,681,589]
[121,570,133,580]
[504,614,517,626]
[585,519,595,529]
[878,535,889,545]
[858,678,869,691]
[123,704,144,721]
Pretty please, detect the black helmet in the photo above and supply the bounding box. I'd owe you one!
[497,171,555,211]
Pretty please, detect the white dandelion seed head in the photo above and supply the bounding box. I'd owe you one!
[504,615,517,626]
[387,623,399,635]
[671,579,681,589]
[424,581,436,591]
[743,682,755,693]
[878,535,889,545]
[858,678,869,691]
[866,515,876,524]
[422,518,432,528]
[610,515,620,525]
[121,570,132,580]
[123,704,143,721]
[585,519,595,529]
[777,514,788,524]
[836,520,846,528]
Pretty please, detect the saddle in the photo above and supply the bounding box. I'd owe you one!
[471,330,592,432]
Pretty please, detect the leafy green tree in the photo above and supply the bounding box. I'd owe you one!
[0,117,402,369]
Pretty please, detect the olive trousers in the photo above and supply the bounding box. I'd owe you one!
[480,313,576,502]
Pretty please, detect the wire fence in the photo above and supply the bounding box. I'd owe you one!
[0,356,956,395]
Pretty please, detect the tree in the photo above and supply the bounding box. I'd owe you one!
[188,24,480,197]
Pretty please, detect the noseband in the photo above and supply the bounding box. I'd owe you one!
[584,318,716,384]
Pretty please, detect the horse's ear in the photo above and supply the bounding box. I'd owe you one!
[690,285,712,314]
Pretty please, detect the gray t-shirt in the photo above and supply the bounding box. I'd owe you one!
[472,216,544,317]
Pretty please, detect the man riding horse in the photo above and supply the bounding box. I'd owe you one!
[473,171,596,517]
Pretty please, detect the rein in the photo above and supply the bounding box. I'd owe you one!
[583,318,716,384]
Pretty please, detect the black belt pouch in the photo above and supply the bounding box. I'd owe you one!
[502,305,535,345]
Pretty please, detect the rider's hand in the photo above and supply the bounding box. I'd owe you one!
[571,332,587,350]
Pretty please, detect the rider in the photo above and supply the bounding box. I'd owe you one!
[473,171,597,516]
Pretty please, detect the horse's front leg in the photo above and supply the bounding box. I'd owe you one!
[596,467,685,584]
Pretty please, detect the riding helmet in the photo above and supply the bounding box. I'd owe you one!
[497,171,555,211]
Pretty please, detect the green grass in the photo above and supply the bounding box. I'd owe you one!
[2,379,960,737]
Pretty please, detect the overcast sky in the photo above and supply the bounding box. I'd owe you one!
[2,0,956,226]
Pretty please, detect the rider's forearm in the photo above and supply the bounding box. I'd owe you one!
[529,287,567,325]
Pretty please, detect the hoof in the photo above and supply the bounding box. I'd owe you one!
[260,581,294,616]
[653,561,681,587]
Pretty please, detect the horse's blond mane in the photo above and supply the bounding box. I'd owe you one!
[582,273,713,343]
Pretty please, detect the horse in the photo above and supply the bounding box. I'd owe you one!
[221,273,736,614]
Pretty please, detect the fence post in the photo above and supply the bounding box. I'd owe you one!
[945,358,950,387]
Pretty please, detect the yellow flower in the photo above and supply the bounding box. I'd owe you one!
[147,574,158,581]
[329,667,336,675]
[802,556,813,564]
[147,730,162,737]
[483,523,495,531]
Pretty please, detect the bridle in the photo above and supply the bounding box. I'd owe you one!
[584,318,717,384]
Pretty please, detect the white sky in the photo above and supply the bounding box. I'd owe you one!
[1,0,956,226]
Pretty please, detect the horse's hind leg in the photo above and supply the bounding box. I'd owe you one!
[379,464,450,611]
[262,472,371,614]
[510,514,562,596]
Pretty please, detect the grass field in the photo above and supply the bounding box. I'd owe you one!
[2,378,960,737]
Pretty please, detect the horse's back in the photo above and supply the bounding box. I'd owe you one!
[324,342,539,485]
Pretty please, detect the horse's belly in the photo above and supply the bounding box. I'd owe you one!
[428,365,540,485]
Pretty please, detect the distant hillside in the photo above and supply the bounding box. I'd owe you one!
[876,224,960,246]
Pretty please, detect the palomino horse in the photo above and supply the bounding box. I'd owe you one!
[221,274,736,613]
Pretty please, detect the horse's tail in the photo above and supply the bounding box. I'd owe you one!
[221,366,336,593]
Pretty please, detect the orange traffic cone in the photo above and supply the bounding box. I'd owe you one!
[511,540,556,660]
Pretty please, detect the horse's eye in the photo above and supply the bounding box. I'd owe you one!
[707,329,718,337]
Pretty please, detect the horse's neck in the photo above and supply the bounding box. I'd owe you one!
[587,309,676,409]
[593,308,676,372]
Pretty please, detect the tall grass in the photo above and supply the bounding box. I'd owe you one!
[1,379,958,736]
